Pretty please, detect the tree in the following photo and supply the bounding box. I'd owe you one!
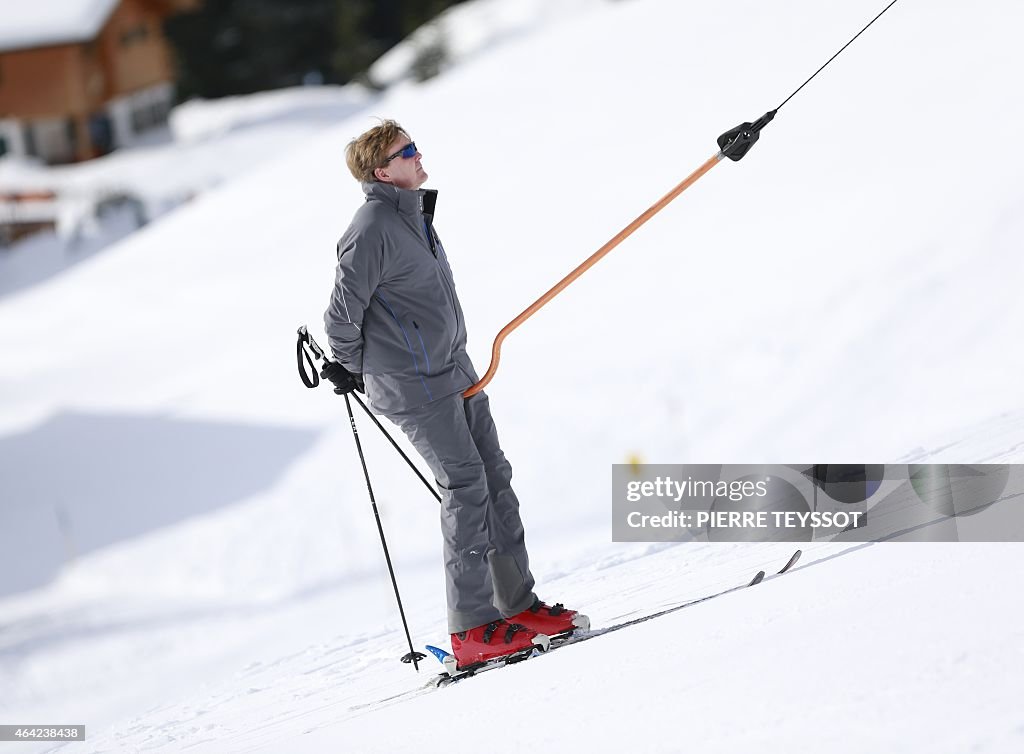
[163,0,468,99]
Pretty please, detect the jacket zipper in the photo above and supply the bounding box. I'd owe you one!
[423,219,461,335]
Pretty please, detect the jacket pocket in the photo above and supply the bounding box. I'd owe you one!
[411,320,432,374]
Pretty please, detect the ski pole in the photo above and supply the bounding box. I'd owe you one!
[342,391,426,670]
[296,326,428,669]
[297,326,440,503]
[348,392,441,504]
[464,0,903,398]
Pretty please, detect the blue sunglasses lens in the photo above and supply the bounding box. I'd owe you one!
[385,142,417,163]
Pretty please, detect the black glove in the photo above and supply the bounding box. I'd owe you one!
[320,361,364,395]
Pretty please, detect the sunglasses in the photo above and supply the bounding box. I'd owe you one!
[384,142,417,163]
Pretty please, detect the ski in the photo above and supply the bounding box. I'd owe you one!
[427,549,803,686]
[425,644,543,687]
[777,548,802,574]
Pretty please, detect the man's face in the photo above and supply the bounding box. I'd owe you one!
[375,134,427,190]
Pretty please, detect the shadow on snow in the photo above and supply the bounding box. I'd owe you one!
[0,410,319,598]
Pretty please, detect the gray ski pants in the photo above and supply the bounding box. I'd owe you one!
[386,391,537,633]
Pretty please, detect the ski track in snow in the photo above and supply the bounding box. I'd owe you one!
[58,542,1024,754]
[73,544,821,751]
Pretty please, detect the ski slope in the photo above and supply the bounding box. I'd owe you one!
[1,0,1023,751]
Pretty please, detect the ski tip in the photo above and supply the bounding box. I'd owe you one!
[748,570,766,586]
[426,645,462,678]
[425,645,451,664]
[778,549,802,574]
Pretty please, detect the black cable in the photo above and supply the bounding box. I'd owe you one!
[777,0,902,112]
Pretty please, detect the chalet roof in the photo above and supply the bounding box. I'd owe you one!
[0,0,121,53]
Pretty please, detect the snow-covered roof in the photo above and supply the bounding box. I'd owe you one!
[0,0,121,53]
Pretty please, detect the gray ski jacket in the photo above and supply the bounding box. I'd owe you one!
[324,181,479,414]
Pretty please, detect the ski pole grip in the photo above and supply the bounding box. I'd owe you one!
[296,325,327,388]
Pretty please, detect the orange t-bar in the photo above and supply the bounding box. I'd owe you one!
[463,150,725,398]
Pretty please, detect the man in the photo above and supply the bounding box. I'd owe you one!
[322,121,587,668]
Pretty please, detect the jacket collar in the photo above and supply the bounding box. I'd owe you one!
[362,181,438,219]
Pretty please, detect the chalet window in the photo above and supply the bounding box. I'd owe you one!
[66,118,77,155]
[152,99,169,126]
[88,114,113,155]
[129,92,170,135]
[24,124,37,158]
[131,104,153,132]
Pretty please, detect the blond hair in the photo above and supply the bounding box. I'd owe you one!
[345,119,409,183]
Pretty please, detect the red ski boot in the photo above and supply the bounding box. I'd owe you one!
[451,620,550,669]
[507,598,590,637]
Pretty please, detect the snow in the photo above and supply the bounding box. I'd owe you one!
[1,0,1023,751]
[167,87,374,145]
[0,84,371,298]
[288,544,1024,754]
[0,0,120,52]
